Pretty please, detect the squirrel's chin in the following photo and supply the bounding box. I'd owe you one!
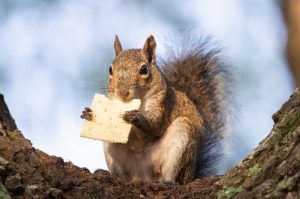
[113,95,135,103]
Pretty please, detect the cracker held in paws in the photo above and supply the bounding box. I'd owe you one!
[80,93,141,143]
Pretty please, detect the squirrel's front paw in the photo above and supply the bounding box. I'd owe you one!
[80,107,94,121]
[123,109,141,123]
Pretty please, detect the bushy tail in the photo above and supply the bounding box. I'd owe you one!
[159,36,232,178]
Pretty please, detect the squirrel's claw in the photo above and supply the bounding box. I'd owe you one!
[85,107,92,112]
[123,109,140,123]
[81,107,94,121]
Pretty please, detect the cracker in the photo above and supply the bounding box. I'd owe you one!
[80,94,141,143]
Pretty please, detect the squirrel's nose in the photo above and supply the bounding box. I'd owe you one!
[117,89,130,99]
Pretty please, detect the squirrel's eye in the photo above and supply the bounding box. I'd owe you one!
[109,66,113,75]
[139,65,149,75]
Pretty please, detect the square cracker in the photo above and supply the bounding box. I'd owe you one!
[80,94,141,143]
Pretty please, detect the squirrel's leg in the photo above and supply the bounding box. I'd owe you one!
[123,109,162,138]
[151,116,194,183]
[123,91,166,138]
[175,138,197,184]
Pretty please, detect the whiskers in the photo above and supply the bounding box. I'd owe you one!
[77,81,110,97]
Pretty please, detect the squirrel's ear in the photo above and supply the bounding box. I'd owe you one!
[114,35,123,56]
[143,35,156,63]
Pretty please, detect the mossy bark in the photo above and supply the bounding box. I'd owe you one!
[0,89,300,198]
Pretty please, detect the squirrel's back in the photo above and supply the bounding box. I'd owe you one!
[160,36,232,178]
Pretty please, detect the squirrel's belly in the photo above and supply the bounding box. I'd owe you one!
[127,127,157,151]
[103,116,193,183]
[103,141,160,182]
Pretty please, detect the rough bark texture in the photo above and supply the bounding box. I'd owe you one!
[0,94,17,136]
[0,89,300,198]
[282,0,300,87]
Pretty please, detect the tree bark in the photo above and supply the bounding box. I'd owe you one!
[0,94,17,136]
[0,89,299,198]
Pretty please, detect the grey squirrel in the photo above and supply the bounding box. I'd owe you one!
[81,35,231,184]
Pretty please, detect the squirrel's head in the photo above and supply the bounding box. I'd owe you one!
[108,35,163,102]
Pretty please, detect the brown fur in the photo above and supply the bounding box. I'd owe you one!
[97,35,230,184]
[160,36,232,178]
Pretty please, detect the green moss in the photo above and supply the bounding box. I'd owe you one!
[278,160,286,170]
[277,177,296,191]
[282,112,300,135]
[233,178,243,185]
[217,186,242,199]
[256,180,276,197]
[0,185,11,199]
[265,181,274,193]
[276,111,300,148]
[247,163,262,177]
[14,174,21,180]
[25,184,38,191]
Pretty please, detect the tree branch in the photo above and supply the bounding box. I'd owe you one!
[0,94,17,136]
[0,89,299,198]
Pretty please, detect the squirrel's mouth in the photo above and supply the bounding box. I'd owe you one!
[115,89,134,102]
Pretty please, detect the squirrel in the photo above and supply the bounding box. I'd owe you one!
[81,35,231,184]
